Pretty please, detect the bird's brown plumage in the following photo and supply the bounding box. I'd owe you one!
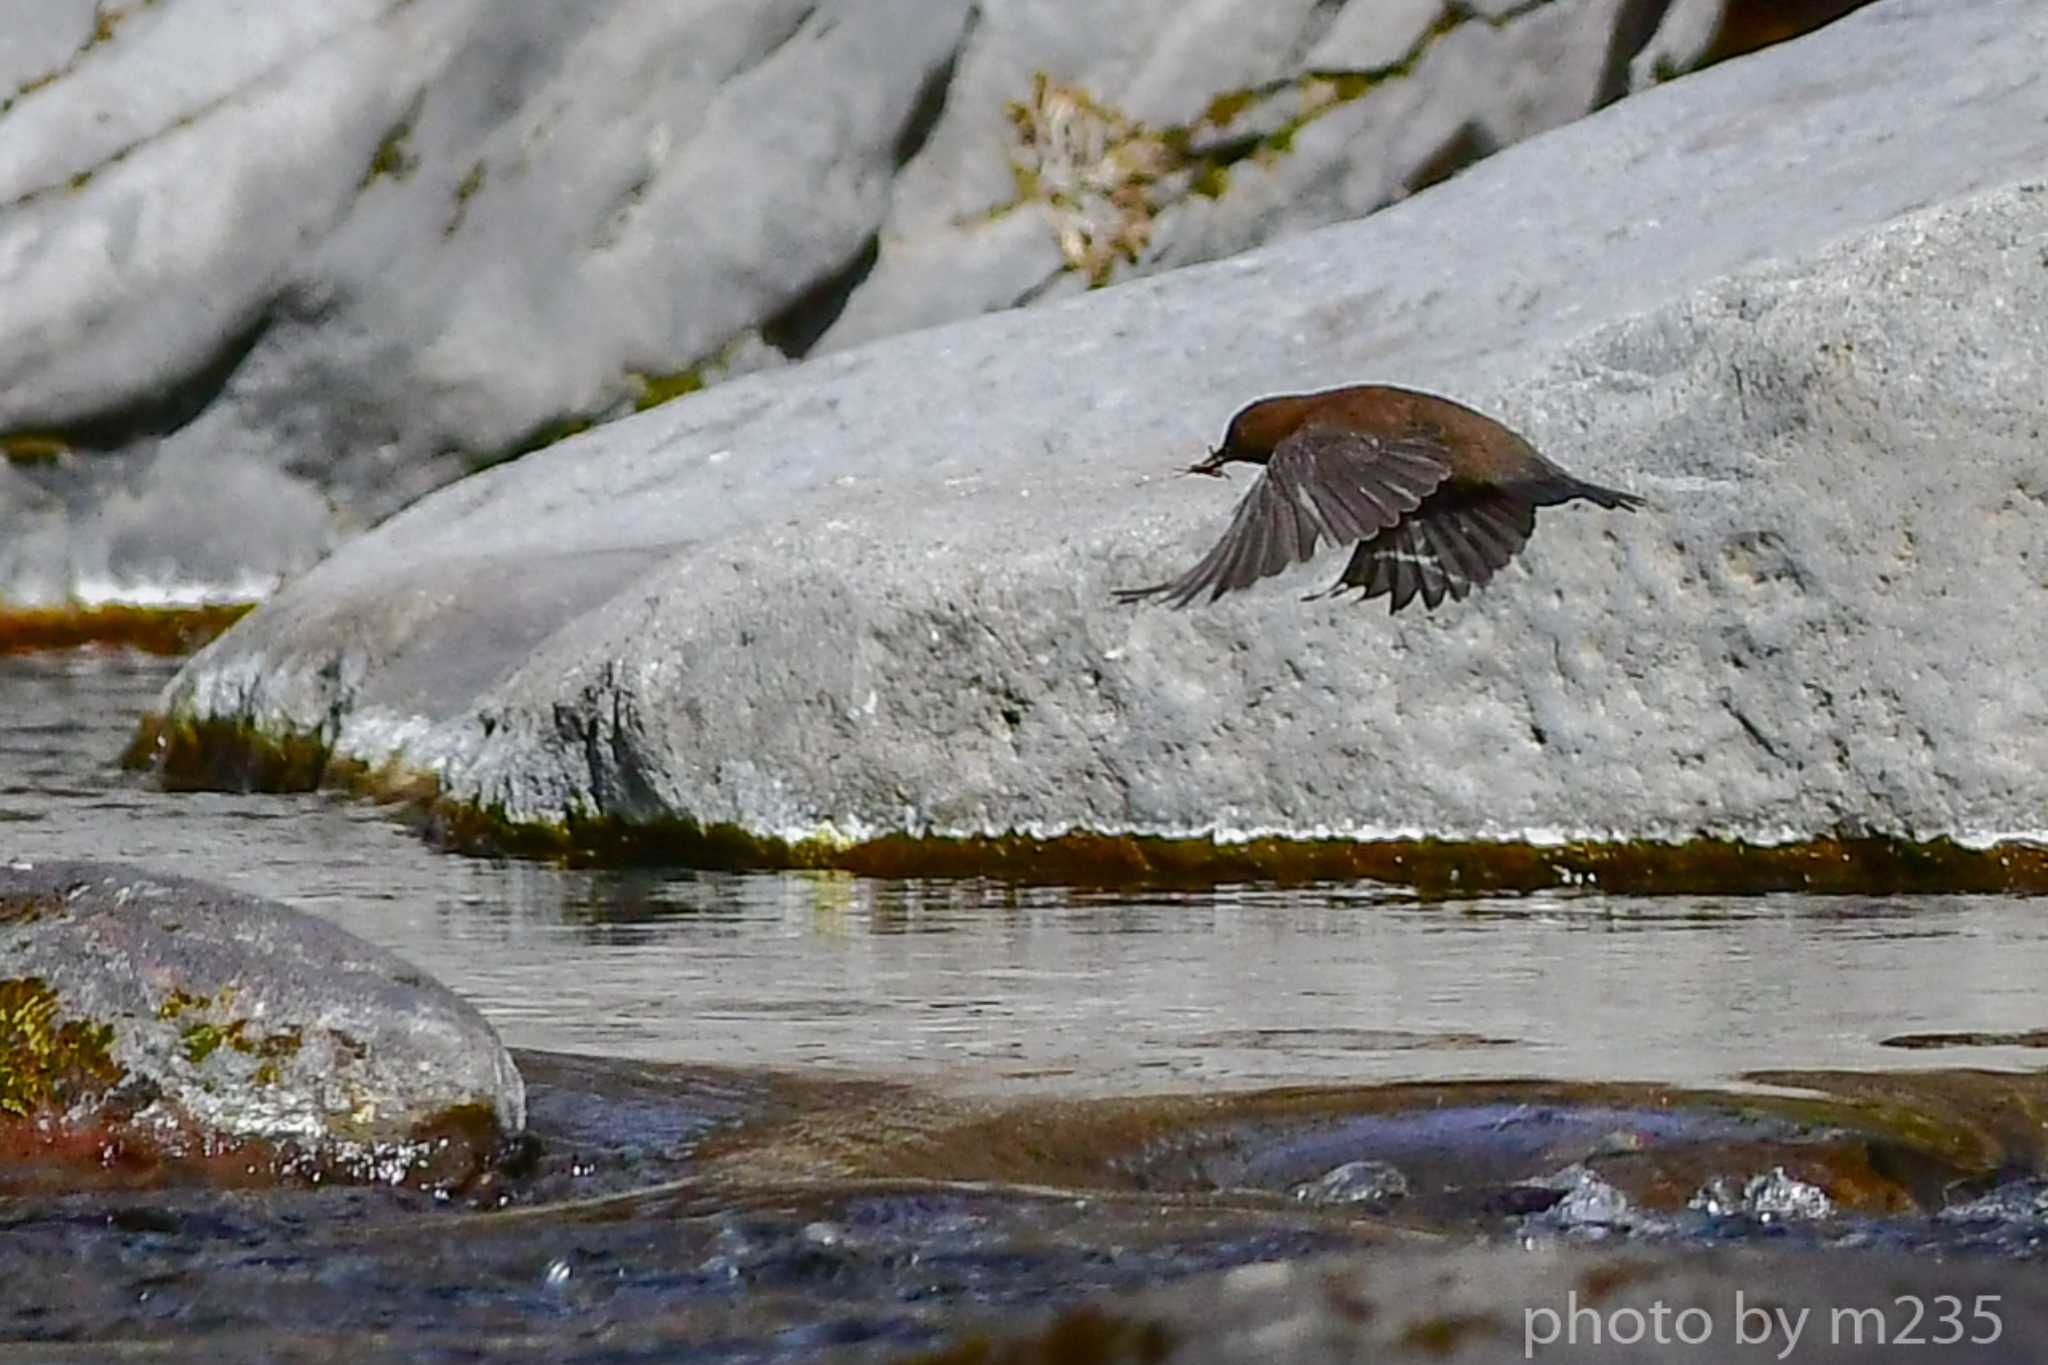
[1115,384,1644,614]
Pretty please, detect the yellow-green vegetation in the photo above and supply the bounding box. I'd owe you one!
[180,1020,233,1064]
[468,414,594,472]
[360,119,418,190]
[443,159,486,237]
[87,0,160,48]
[153,986,214,1021]
[997,0,1562,287]
[124,710,440,808]
[0,601,255,657]
[1001,73,1178,285]
[1,2,159,115]
[0,977,121,1119]
[0,433,69,465]
[157,987,302,1072]
[629,367,706,413]
[472,351,732,470]
[1199,89,1258,129]
[127,707,2048,895]
[123,711,331,790]
[178,1019,303,1069]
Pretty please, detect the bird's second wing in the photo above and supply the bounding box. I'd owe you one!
[1310,489,1537,614]
[1116,427,1452,608]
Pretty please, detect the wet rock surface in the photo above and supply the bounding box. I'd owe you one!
[0,859,523,1188]
[146,0,2048,863]
[0,0,1873,605]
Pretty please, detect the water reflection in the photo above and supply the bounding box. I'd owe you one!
[6,652,2046,1098]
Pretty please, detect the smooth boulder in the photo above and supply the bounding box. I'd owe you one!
[0,860,523,1185]
[153,0,2048,853]
[3,0,1853,605]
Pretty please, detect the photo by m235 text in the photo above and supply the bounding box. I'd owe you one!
[1523,1291,2004,1357]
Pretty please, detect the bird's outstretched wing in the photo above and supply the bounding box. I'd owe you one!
[1115,427,1452,608]
[1308,489,1537,614]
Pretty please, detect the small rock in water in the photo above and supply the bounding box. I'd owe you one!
[1690,1166,1834,1222]
[1941,1179,2048,1224]
[0,860,523,1192]
[1291,1159,1410,1206]
[1537,1166,1635,1231]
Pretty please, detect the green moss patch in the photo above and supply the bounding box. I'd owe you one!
[155,981,309,1089]
[0,977,122,1119]
[443,159,486,236]
[359,118,417,190]
[174,1017,300,1068]
[124,711,330,790]
[629,367,706,413]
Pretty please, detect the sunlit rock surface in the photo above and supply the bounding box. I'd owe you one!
[152,0,2047,854]
[0,0,1871,604]
[0,0,968,602]
[0,860,523,1186]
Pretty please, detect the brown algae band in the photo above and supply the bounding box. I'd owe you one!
[124,711,2048,894]
[0,602,255,656]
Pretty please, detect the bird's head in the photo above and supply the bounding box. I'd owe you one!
[1179,396,1304,475]
[1188,397,1299,476]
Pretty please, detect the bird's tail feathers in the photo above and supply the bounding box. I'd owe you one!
[1543,475,1646,511]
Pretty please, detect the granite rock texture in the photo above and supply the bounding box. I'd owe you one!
[0,860,523,1177]
[0,0,968,602]
[153,0,2048,850]
[1,0,1859,604]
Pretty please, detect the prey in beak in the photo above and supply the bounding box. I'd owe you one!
[1183,446,1230,478]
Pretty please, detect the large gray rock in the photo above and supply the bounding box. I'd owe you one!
[821,0,1666,351]
[0,0,968,602]
[1,0,1845,606]
[154,0,2047,853]
[0,860,522,1181]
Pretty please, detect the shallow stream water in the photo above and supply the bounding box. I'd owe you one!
[5,651,2047,1359]
[11,654,2048,1095]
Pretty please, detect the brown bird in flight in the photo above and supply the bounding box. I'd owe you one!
[1115,384,1644,614]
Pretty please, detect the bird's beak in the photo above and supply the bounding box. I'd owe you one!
[1182,447,1229,478]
